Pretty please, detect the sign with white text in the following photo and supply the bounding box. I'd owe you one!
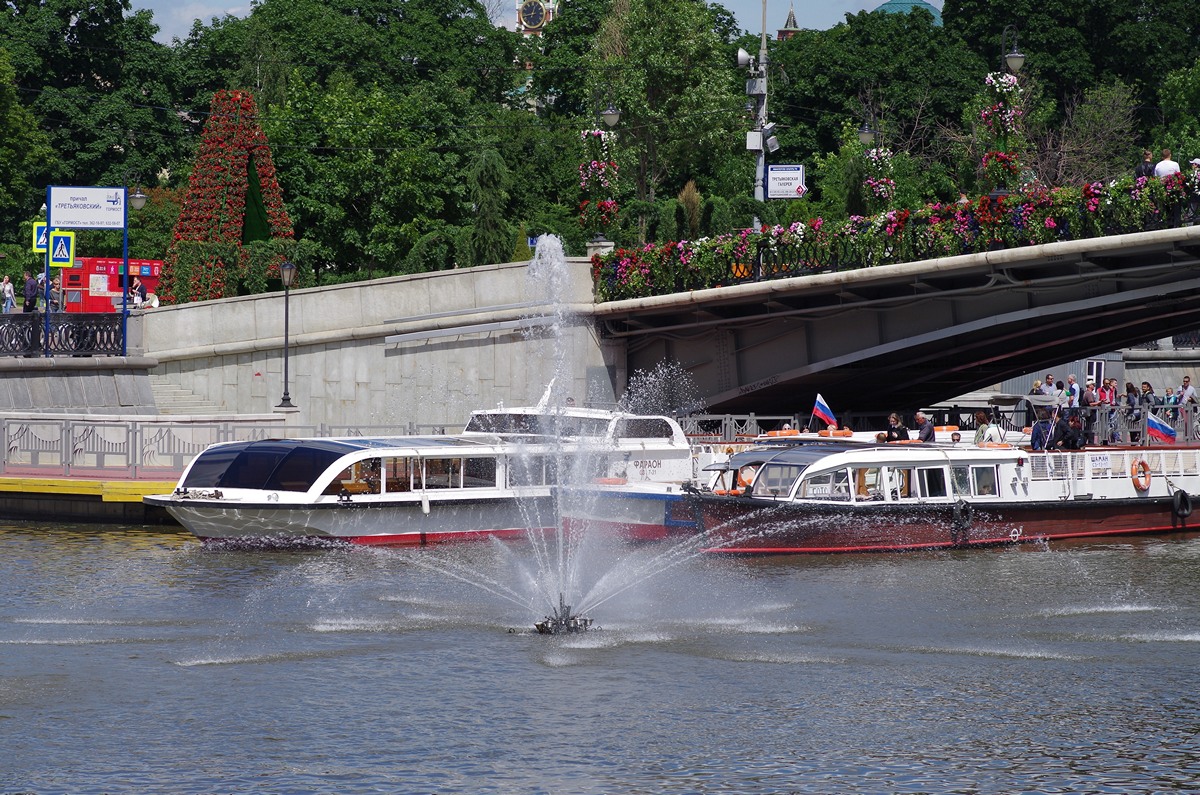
[767,165,808,199]
[47,186,128,229]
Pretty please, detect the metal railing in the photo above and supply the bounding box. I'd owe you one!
[0,313,124,356]
[1,418,451,479]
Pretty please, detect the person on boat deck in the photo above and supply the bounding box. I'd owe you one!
[913,412,935,443]
[950,431,962,444]
[1049,413,1085,450]
[885,412,909,441]
[1041,374,1056,396]
[1053,380,1067,408]
[1030,409,1054,451]
[1180,375,1196,405]
[973,411,1002,445]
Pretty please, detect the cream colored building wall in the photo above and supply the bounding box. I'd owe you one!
[141,258,622,431]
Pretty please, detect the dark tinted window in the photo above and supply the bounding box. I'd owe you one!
[182,439,358,492]
[618,418,674,439]
[182,443,251,488]
[264,447,348,492]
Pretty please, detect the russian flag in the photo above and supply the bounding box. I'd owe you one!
[813,393,837,427]
[1147,412,1177,444]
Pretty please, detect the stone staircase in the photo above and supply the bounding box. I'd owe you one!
[149,374,225,415]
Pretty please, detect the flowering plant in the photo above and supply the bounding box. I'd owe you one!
[579,129,619,236]
[982,150,1021,189]
[980,72,1023,137]
[861,147,896,209]
[591,173,1194,302]
[161,90,295,304]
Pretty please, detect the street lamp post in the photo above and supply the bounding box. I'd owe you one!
[857,122,878,149]
[277,260,297,409]
[1000,25,1025,74]
[586,103,621,257]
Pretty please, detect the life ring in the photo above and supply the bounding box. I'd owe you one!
[1130,459,1151,491]
[1173,489,1193,519]
[737,466,757,488]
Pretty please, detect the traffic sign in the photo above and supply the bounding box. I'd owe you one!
[767,164,807,199]
[32,222,48,253]
[49,231,76,267]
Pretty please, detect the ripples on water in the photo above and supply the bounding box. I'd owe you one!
[2,523,1200,793]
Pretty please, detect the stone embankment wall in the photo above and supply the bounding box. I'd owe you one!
[141,258,621,431]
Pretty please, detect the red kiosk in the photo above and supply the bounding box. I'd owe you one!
[60,257,162,312]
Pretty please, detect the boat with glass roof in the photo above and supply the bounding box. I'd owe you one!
[144,402,704,545]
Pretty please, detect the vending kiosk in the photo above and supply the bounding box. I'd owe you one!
[61,258,162,312]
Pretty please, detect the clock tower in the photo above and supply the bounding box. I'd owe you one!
[516,0,556,35]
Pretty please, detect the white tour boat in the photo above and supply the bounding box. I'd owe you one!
[689,440,1200,554]
[144,401,706,545]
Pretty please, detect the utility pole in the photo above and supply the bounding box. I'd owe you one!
[740,0,777,232]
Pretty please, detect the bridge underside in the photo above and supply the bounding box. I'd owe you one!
[593,227,1200,414]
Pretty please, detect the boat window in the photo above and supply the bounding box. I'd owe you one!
[853,467,884,501]
[323,458,382,495]
[972,465,999,496]
[616,418,674,440]
[888,468,913,499]
[795,468,850,501]
[182,445,245,488]
[384,457,413,493]
[951,466,971,496]
[507,455,546,487]
[464,412,607,438]
[182,440,351,493]
[752,463,806,498]
[423,458,460,489]
[463,458,498,488]
[917,467,948,498]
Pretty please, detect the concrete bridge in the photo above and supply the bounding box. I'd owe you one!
[596,224,1200,413]
[16,223,1190,429]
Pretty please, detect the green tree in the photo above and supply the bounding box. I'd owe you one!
[466,148,512,267]
[586,0,747,237]
[0,48,55,232]
[0,0,186,188]
[264,74,480,279]
[771,9,983,204]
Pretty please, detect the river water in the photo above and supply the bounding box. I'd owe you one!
[2,522,1199,794]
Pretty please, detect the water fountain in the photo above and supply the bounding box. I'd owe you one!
[395,235,787,635]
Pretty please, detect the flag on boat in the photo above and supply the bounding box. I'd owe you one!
[1147,412,1177,444]
[813,393,837,427]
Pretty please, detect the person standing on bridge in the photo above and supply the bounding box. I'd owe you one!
[1155,148,1181,178]
[1135,150,1156,179]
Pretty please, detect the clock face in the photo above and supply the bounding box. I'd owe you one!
[519,0,546,29]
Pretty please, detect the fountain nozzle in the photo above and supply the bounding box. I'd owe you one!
[534,592,593,635]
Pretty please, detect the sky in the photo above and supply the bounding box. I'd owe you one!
[131,0,941,46]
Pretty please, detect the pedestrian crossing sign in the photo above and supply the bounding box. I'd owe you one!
[49,230,76,267]
[32,222,48,253]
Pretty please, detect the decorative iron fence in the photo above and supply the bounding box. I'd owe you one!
[0,313,124,356]
[1,419,461,479]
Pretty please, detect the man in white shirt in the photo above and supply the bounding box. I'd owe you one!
[1180,375,1196,405]
[1154,148,1181,178]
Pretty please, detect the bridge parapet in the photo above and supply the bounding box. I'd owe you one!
[594,176,1197,302]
